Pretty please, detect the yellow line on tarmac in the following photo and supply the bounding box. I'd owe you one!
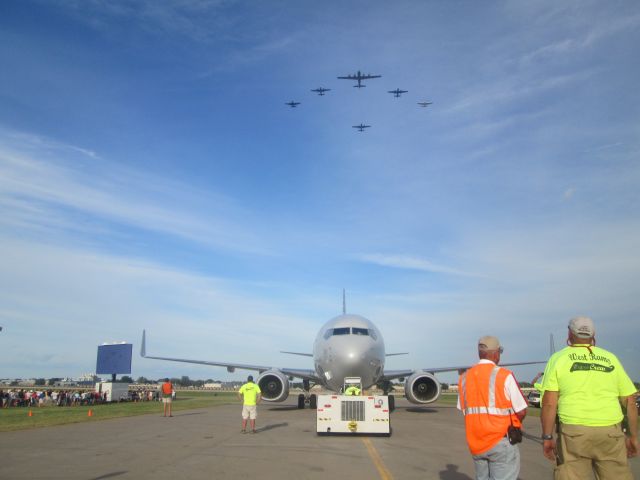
[362,437,394,480]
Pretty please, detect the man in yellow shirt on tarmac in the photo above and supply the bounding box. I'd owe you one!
[238,375,261,434]
[540,316,638,479]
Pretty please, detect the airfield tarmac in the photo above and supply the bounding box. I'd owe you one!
[1,397,638,480]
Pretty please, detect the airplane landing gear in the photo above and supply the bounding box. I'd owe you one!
[387,394,395,412]
[379,380,396,412]
[297,380,317,409]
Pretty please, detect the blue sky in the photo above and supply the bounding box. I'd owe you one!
[1,1,638,384]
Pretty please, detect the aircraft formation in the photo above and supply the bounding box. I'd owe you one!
[285,69,433,132]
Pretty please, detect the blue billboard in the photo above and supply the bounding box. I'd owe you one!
[96,343,133,375]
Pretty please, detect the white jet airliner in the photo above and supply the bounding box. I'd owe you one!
[141,302,541,410]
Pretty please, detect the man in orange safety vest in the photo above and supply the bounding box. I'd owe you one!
[161,378,173,417]
[458,336,528,480]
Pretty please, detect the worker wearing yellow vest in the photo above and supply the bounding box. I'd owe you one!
[344,385,361,396]
[540,316,637,479]
[238,375,261,434]
[458,336,528,480]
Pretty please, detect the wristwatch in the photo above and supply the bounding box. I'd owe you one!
[542,434,553,440]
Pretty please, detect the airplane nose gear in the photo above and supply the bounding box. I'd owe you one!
[297,379,318,409]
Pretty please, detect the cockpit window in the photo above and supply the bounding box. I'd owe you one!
[352,328,369,336]
[323,327,374,338]
[332,327,351,335]
[323,327,352,339]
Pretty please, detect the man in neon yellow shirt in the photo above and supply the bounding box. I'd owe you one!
[238,375,261,434]
[541,316,637,479]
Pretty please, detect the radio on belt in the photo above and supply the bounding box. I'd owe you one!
[316,377,391,436]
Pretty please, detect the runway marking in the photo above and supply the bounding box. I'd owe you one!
[362,437,394,480]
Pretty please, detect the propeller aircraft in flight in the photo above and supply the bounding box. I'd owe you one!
[337,70,382,88]
[311,87,331,96]
[388,88,408,98]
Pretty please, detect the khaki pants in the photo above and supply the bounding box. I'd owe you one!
[555,423,632,480]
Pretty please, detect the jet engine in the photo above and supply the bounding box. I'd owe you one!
[404,371,441,404]
[256,369,290,402]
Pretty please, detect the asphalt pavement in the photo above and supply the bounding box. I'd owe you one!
[0,397,637,480]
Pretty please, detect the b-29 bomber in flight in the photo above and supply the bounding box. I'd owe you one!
[337,70,382,88]
[285,101,301,108]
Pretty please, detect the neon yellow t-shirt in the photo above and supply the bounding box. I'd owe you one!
[239,382,261,406]
[541,345,636,426]
[345,386,361,396]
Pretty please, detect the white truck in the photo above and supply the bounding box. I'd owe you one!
[316,377,391,436]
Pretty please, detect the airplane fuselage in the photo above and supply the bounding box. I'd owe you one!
[312,314,385,392]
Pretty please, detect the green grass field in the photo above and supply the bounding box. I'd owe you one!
[0,391,238,432]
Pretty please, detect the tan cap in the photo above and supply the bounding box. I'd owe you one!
[478,335,501,351]
[569,316,595,338]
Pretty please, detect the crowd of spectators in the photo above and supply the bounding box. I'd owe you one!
[0,388,107,407]
[128,388,164,402]
[1,385,175,408]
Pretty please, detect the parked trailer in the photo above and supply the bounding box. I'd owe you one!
[316,394,391,435]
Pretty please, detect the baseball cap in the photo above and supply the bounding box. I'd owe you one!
[569,316,595,338]
[478,335,503,353]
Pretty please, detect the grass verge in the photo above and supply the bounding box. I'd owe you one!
[0,391,237,432]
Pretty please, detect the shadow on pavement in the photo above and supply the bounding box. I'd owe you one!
[257,422,289,433]
[268,405,301,411]
[438,464,473,480]
[90,472,128,480]
[405,407,439,413]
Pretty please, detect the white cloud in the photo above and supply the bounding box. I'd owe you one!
[356,253,481,278]
[0,237,318,379]
[563,187,576,200]
[0,130,270,255]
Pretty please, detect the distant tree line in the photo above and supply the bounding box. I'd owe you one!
[133,376,221,387]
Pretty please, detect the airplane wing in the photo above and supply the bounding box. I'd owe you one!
[140,330,319,382]
[382,360,545,381]
[337,75,355,79]
[362,74,381,79]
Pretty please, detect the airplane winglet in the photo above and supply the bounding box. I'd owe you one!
[141,330,146,357]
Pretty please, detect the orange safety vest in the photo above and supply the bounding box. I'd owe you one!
[162,382,172,395]
[459,363,522,455]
